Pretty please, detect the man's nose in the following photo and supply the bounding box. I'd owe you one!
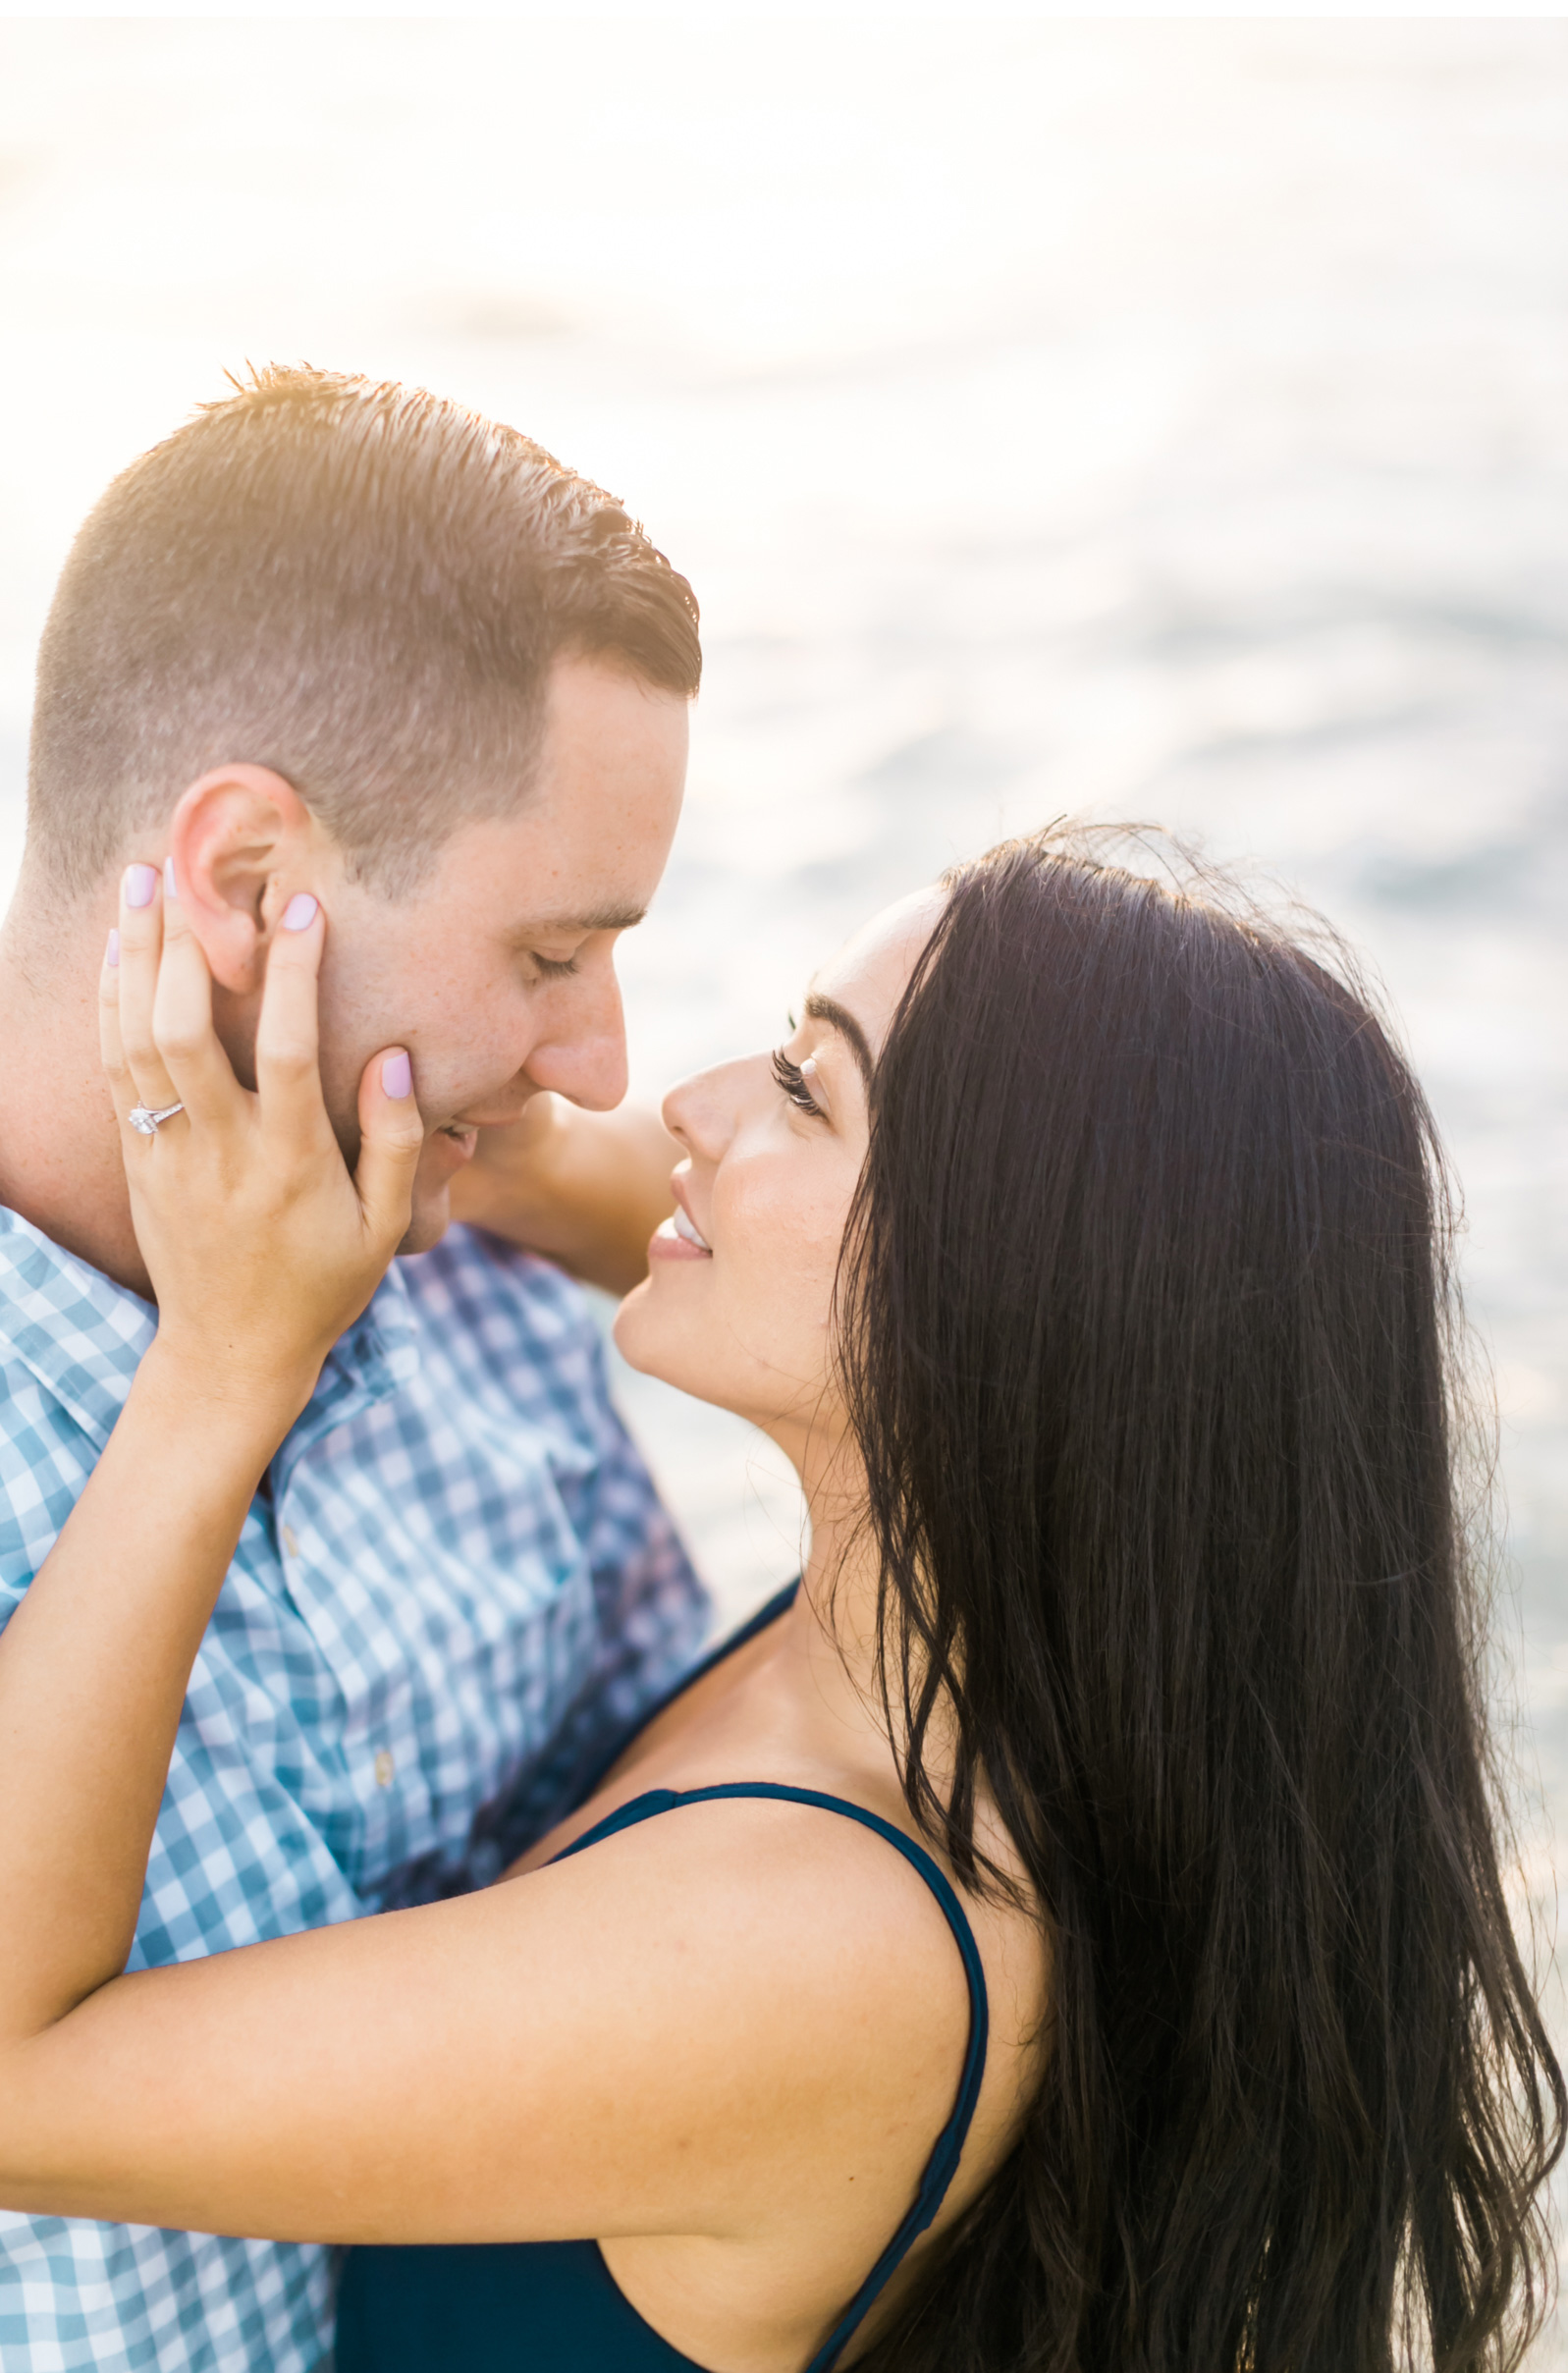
[524,967,629,1112]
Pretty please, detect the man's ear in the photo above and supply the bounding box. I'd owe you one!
[165,765,318,994]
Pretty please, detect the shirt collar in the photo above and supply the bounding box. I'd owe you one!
[0,1203,421,1470]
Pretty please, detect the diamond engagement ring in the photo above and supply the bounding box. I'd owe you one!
[128,1101,185,1135]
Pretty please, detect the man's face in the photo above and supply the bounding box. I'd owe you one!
[312,655,688,1253]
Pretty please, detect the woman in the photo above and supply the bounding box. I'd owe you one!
[0,829,1555,2373]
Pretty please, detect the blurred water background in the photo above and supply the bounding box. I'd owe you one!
[0,9,1565,2330]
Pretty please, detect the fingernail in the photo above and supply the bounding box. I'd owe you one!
[281,892,319,933]
[163,857,178,902]
[106,928,120,970]
[381,1051,412,1101]
[124,864,158,909]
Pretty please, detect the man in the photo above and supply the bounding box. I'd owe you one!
[0,366,709,2371]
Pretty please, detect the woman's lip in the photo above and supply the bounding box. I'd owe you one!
[650,1213,712,1263]
[668,1178,712,1252]
[435,1125,478,1163]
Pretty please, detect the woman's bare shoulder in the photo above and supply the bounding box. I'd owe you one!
[529,1782,979,2061]
[517,1781,1048,2225]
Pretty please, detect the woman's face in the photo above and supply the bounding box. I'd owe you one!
[613,888,945,1464]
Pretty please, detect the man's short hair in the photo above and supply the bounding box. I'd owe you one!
[27,364,702,897]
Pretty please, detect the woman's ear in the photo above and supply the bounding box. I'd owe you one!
[165,765,318,994]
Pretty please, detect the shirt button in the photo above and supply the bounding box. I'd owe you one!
[374,1750,396,1789]
[281,1526,299,1559]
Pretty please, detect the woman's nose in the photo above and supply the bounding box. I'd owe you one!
[662,1055,752,1162]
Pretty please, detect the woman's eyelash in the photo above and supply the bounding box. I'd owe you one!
[772,1049,824,1116]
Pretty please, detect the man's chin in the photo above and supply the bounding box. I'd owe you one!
[397,1183,453,1258]
[396,1126,479,1256]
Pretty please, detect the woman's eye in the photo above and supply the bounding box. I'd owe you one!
[772,1049,824,1117]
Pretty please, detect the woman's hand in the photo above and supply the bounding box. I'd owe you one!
[102,863,425,1434]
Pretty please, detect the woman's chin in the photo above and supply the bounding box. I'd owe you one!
[611,1275,684,1380]
[610,1274,651,1346]
[612,1278,733,1415]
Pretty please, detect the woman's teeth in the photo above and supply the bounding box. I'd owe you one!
[672,1206,711,1252]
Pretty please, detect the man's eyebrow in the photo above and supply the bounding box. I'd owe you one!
[515,903,648,938]
[803,992,874,1089]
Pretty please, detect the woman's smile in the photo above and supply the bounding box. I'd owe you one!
[650,1182,712,1261]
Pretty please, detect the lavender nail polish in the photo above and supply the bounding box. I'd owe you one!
[164,857,179,902]
[381,1051,412,1101]
[124,864,158,909]
[281,892,319,932]
[106,929,120,969]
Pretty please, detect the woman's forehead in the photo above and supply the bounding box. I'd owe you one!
[807,886,946,1055]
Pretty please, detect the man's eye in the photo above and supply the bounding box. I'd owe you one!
[530,952,580,983]
[772,1050,824,1116]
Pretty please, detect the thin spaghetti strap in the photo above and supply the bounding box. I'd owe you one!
[551,1780,991,2373]
[562,1583,800,1816]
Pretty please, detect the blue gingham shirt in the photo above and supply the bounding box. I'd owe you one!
[0,1205,709,2372]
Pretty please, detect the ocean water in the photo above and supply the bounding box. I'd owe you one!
[0,11,1565,2334]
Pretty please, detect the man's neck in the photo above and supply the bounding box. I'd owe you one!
[0,876,151,1298]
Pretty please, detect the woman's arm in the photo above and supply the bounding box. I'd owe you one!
[0,1797,964,2248]
[0,868,423,2047]
[449,1094,677,1293]
[0,1359,285,2039]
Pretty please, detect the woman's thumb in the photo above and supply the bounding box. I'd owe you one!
[354,1049,425,1245]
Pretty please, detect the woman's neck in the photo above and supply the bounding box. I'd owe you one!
[788,1483,883,1738]
[774,1437,954,1797]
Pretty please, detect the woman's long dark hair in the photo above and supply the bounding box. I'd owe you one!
[838,829,1561,2373]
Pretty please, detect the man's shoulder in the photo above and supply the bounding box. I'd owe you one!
[0,1204,155,1372]
[0,1208,154,1588]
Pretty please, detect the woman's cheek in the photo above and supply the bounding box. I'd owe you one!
[722,1171,848,1351]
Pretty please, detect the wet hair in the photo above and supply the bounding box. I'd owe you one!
[27,364,700,897]
[840,828,1562,2373]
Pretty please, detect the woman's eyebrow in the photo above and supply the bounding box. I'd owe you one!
[803,992,874,1089]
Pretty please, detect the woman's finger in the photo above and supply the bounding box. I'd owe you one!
[352,1049,426,1251]
[253,892,332,1146]
[115,862,183,1121]
[98,928,141,1130]
[150,867,245,1127]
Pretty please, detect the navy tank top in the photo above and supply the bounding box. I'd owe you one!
[336,1598,991,2373]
